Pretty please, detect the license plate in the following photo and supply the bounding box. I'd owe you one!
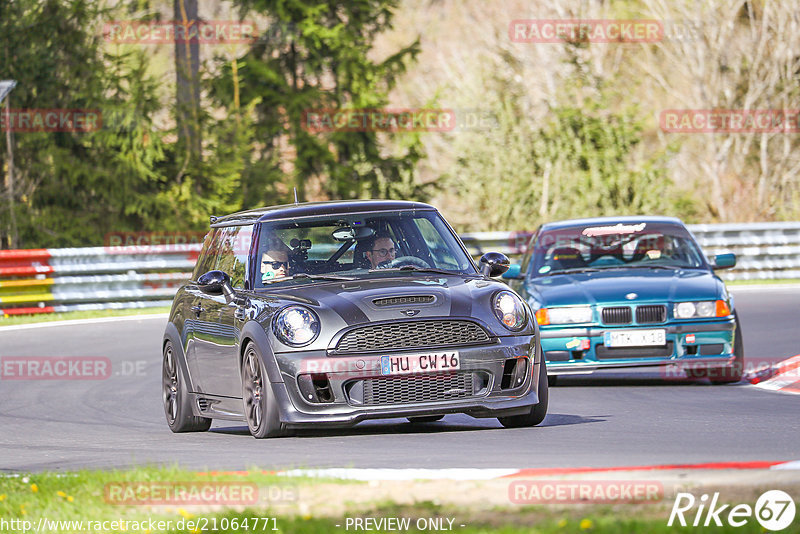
[604,329,666,347]
[381,352,460,376]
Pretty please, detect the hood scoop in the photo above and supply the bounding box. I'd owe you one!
[372,295,435,307]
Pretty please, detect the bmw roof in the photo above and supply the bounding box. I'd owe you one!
[539,215,685,232]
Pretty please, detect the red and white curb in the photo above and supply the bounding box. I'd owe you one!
[199,461,800,481]
[745,354,800,395]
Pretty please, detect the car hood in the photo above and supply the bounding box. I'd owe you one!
[252,274,524,352]
[526,268,726,308]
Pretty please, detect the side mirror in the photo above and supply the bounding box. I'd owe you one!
[479,252,510,277]
[198,270,236,302]
[502,264,523,280]
[710,253,736,270]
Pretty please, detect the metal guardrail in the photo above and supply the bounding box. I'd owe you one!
[1,223,798,316]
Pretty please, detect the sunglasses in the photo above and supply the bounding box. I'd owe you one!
[261,260,288,269]
[371,247,396,257]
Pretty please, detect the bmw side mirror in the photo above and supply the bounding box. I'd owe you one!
[502,264,523,280]
[710,253,736,270]
[479,252,510,277]
[198,270,236,302]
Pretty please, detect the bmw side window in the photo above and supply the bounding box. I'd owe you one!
[193,229,221,281]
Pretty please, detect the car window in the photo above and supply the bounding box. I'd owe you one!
[215,226,253,289]
[412,216,461,270]
[253,210,476,288]
[192,229,221,280]
[530,222,706,276]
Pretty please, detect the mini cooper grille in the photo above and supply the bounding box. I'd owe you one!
[362,372,475,405]
[635,305,667,324]
[335,320,491,353]
[372,295,435,307]
[602,306,632,324]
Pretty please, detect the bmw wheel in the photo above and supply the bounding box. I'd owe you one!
[242,342,288,438]
[162,340,211,433]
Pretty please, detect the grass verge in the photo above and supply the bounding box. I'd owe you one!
[1,466,797,533]
[0,306,171,326]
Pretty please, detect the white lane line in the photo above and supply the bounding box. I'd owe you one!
[279,468,520,481]
[772,461,800,470]
[728,284,800,292]
[0,313,169,332]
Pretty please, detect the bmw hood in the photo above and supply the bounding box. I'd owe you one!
[526,268,727,308]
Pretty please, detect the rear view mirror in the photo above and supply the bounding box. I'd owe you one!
[479,252,510,277]
[710,253,736,270]
[198,270,236,302]
[331,226,375,242]
[502,264,523,279]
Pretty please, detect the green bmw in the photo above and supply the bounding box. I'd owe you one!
[504,216,743,383]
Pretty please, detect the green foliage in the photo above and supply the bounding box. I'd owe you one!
[214,0,430,206]
[446,65,681,232]
[0,0,169,248]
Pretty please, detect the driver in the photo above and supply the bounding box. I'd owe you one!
[365,234,397,269]
[260,238,291,282]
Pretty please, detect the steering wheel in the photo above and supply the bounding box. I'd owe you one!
[391,256,430,268]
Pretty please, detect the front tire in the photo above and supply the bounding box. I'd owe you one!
[162,340,211,433]
[498,358,549,428]
[709,312,745,384]
[685,312,744,384]
[242,342,288,438]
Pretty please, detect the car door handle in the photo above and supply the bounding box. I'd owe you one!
[191,305,205,316]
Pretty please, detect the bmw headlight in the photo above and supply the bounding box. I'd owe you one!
[535,306,593,325]
[673,300,730,319]
[493,291,527,331]
[273,306,320,346]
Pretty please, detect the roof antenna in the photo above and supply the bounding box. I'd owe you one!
[293,187,299,205]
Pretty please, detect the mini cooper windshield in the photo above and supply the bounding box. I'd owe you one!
[530,221,707,276]
[255,210,476,287]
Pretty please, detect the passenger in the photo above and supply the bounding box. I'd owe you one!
[261,238,291,282]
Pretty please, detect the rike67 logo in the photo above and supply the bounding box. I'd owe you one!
[668,490,796,531]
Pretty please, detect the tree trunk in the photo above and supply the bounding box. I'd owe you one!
[174,0,201,173]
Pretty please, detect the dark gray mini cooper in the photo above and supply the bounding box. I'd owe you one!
[162,200,546,438]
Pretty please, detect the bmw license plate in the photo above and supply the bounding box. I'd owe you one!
[381,352,460,376]
[604,329,666,347]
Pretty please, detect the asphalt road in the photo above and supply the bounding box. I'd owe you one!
[0,287,798,473]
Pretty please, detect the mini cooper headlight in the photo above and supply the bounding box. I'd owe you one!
[493,291,527,331]
[273,306,320,346]
[674,300,730,319]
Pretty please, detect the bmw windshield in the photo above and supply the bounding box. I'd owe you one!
[254,210,477,287]
[530,221,707,276]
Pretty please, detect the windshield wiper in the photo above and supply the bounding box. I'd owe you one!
[263,273,355,284]
[548,268,601,275]
[622,264,681,270]
[369,265,457,276]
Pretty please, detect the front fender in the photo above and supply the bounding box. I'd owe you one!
[239,320,283,384]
